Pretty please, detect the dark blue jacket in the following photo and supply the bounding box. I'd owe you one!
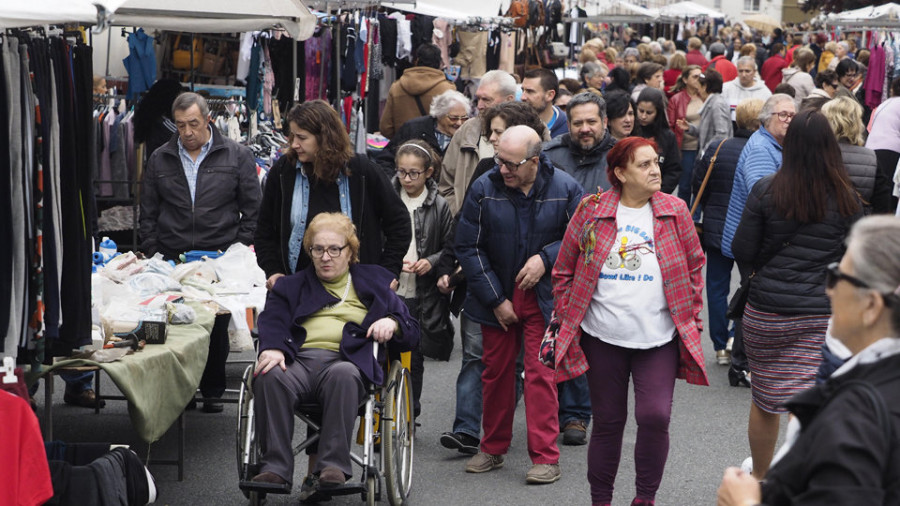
[256,264,420,385]
[455,154,584,327]
[692,129,752,251]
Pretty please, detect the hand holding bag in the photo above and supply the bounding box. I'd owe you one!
[539,313,561,369]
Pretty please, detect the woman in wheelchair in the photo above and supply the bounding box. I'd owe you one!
[251,212,420,490]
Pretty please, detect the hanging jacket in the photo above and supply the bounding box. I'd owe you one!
[379,67,455,139]
[392,177,457,360]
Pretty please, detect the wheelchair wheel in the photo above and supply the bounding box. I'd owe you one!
[236,365,260,498]
[382,361,414,505]
[365,476,377,506]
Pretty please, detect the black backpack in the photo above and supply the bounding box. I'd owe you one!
[527,0,545,27]
[545,0,562,27]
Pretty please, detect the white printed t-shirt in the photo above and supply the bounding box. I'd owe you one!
[580,202,676,349]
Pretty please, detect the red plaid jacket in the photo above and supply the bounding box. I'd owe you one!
[551,189,709,386]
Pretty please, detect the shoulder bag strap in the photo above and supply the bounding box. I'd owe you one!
[689,138,728,217]
[413,94,427,116]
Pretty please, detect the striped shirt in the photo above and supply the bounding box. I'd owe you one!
[177,126,214,203]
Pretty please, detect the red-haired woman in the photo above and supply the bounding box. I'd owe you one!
[550,137,708,506]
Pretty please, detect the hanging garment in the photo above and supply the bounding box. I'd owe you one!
[865,43,887,111]
[456,31,488,79]
[380,16,398,67]
[432,19,451,69]
[0,37,14,345]
[486,29,501,71]
[122,29,156,101]
[305,28,332,101]
[247,39,263,111]
[341,23,359,93]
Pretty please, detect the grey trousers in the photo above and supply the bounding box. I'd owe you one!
[253,348,365,484]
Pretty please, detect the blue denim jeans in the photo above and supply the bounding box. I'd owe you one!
[452,312,485,438]
[558,374,592,426]
[61,371,94,392]
[706,247,734,351]
[678,149,697,207]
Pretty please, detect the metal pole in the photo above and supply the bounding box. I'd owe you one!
[190,33,195,92]
[292,32,298,106]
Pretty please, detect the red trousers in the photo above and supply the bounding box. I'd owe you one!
[480,287,560,464]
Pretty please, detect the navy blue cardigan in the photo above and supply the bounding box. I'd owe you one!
[257,264,420,385]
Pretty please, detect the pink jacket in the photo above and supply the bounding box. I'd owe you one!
[551,189,709,385]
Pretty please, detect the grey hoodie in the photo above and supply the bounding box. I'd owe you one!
[721,78,772,121]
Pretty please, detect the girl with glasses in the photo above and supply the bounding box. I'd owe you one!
[392,140,457,419]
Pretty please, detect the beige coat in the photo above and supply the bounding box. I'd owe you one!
[379,67,455,139]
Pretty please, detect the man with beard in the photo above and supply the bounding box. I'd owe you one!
[543,92,617,194]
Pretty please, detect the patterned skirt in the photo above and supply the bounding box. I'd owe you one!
[742,305,828,414]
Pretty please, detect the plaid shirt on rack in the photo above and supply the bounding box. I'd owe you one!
[551,189,709,386]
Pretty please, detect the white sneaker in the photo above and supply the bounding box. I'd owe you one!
[726,337,734,352]
[741,457,753,474]
[716,349,731,366]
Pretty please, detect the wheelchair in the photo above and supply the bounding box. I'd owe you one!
[236,345,414,505]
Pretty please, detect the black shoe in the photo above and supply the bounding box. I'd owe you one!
[185,398,197,410]
[440,431,479,454]
[728,368,751,388]
[63,389,106,409]
[561,420,588,446]
[203,400,224,413]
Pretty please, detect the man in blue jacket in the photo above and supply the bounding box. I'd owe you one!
[455,125,584,485]
[719,93,794,388]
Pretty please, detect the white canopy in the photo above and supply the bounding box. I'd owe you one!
[658,1,725,19]
[827,2,900,27]
[103,0,317,40]
[382,0,504,19]
[0,0,101,29]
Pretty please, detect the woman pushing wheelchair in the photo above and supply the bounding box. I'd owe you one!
[251,212,420,489]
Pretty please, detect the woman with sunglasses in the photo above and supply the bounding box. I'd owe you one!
[255,100,411,291]
[730,109,865,481]
[719,215,900,505]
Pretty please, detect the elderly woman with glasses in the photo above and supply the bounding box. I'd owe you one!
[551,136,708,506]
[251,212,420,490]
[730,109,865,481]
[255,100,411,291]
[718,215,900,505]
[376,90,473,174]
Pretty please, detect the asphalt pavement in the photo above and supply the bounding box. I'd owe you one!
[41,265,787,505]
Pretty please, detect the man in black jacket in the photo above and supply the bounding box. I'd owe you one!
[139,92,261,412]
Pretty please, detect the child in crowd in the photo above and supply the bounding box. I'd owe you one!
[392,140,456,419]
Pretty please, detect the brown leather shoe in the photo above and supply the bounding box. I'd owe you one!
[318,466,346,488]
[63,389,106,409]
[251,471,288,485]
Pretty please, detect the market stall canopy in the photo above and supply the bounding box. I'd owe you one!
[563,1,674,24]
[742,13,781,32]
[827,2,900,27]
[383,0,504,19]
[102,0,317,40]
[658,1,724,19]
[0,0,101,29]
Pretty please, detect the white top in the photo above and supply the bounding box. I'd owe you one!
[580,202,676,349]
[398,189,428,298]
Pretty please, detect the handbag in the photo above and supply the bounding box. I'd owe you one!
[689,138,728,240]
[726,228,799,320]
[539,313,561,369]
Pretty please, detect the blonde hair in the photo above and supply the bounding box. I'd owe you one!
[824,41,839,53]
[821,96,866,146]
[735,98,765,131]
[668,51,687,71]
[303,213,361,264]
[688,37,702,50]
[740,43,757,57]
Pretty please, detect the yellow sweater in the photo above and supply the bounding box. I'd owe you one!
[302,271,367,352]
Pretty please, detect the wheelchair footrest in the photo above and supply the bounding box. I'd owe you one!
[239,480,292,495]
[313,481,366,498]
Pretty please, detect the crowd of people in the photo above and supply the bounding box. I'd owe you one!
[130,22,900,505]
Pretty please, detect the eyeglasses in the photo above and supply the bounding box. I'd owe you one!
[309,244,349,259]
[446,114,469,123]
[396,169,425,180]
[827,82,839,88]
[825,262,871,290]
[775,111,796,122]
[843,73,859,79]
[494,155,534,172]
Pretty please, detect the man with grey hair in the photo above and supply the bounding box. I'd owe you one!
[722,56,772,122]
[375,89,472,174]
[439,70,517,214]
[543,92,616,194]
[140,91,261,412]
[455,125,584,484]
[719,93,794,387]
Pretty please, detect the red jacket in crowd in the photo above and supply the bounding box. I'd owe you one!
[686,49,708,68]
[760,53,788,92]
[705,56,737,82]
